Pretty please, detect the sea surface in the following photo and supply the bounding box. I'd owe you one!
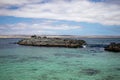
[0,38,120,80]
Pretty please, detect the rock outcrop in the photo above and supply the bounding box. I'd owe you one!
[17,36,86,48]
[105,43,120,52]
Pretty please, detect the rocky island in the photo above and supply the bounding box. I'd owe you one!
[17,35,86,48]
[105,43,120,52]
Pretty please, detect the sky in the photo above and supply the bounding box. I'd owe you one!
[0,0,120,36]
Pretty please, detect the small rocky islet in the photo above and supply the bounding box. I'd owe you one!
[105,43,120,52]
[17,35,86,48]
[17,35,120,52]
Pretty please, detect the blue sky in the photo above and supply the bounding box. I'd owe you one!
[0,0,120,35]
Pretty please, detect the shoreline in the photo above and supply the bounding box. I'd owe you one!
[0,35,120,39]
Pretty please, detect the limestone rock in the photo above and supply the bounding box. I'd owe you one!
[17,36,86,48]
[105,43,120,52]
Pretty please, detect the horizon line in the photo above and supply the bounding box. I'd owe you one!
[0,35,120,38]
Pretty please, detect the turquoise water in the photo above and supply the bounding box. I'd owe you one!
[0,38,120,80]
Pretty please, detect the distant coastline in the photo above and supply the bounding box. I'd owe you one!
[0,35,120,38]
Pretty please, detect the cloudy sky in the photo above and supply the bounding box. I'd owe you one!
[0,0,120,35]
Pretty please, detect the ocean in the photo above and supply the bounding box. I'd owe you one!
[0,38,120,80]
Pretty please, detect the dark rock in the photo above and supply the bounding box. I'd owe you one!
[17,36,86,48]
[31,35,37,38]
[102,75,114,80]
[80,68,100,76]
[97,75,119,80]
[115,68,120,71]
[31,68,38,71]
[104,43,120,52]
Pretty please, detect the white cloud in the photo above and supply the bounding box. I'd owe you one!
[0,22,81,35]
[0,0,42,6]
[0,0,120,25]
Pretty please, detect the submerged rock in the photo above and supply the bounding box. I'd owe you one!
[54,53,82,58]
[102,75,115,80]
[104,43,120,52]
[115,68,120,71]
[80,68,100,76]
[0,55,18,59]
[17,36,86,48]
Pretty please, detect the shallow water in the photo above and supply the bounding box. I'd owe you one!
[0,38,120,80]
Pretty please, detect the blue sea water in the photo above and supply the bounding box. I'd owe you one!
[0,38,120,80]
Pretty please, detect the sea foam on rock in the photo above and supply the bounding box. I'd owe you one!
[17,35,86,48]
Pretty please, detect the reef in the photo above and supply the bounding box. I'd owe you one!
[104,43,120,52]
[17,35,86,48]
[80,68,100,76]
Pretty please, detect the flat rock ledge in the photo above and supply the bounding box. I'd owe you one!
[105,43,120,52]
[17,36,86,48]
